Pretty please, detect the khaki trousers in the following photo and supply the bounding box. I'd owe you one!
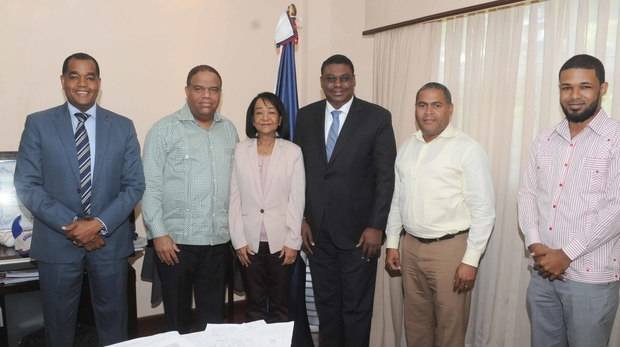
[401,232,471,347]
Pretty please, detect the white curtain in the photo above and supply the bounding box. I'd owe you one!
[369,1,620,346]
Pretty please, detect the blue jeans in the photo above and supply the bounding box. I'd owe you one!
[527,272,620,347]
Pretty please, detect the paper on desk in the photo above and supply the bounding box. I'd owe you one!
[106,331,196,347]
[0,277,39,285]
[184,320,294,347]
[107,320,294,347]
[260,321,295,346]
[5,270,39,277]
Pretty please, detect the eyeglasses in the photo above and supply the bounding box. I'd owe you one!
[322,75,354,84]
[188,85,222,94]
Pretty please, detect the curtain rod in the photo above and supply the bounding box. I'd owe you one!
[362,0,528,36]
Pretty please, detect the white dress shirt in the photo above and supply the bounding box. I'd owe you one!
[68,102,97,175]
[386,125,496,267]
[324,97,353,143]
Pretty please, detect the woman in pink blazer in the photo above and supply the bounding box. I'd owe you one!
[229,92,305,322]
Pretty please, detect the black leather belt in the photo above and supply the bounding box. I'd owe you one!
[411,229,469,244]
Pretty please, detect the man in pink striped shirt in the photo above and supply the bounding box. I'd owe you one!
[518,54,620,347]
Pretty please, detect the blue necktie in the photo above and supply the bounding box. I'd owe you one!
[74,113,92,216]
[326,110,341,161]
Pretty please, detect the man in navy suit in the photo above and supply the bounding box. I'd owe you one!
[14,52,145,347]
[295,54,396,347]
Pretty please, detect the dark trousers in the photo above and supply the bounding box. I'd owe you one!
[242,242,292,322]
[309,229,378,347]
[155,243,229,333]
[290,256,315,347]
[38,258,128,347]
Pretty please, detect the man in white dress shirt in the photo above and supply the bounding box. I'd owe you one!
[385,82,495,347]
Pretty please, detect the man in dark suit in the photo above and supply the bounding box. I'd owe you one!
[295,54,396,347]
[14,52,145,347]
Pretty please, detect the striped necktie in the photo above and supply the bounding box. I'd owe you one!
[74,112,92,216]
[326,110,341,161]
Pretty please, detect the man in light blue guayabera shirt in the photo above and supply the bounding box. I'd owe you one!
[142,65,238,333]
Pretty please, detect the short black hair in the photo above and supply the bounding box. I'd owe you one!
[416,82,453,105]
[321,54,355,75]
[245,92,289,139]
[62,53,100,78]
[186,65,222,87]
[559,54,605,83]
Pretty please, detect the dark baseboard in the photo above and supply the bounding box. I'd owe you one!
[136,300,247,337]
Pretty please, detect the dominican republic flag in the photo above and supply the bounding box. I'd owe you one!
[275,8,316,346]
[275,10,299,141]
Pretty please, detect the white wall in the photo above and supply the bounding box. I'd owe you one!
[0,0,373,318]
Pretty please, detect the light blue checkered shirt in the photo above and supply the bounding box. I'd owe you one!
[142,104,239,245]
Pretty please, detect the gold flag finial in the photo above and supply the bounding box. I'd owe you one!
[287,4,297,18]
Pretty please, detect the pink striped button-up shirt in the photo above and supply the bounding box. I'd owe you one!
[518,109,620,283]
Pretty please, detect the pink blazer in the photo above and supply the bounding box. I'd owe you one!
[229,138,305,254]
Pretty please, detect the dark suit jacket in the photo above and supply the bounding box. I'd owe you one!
[14,103,145,263]
[294,97,396,249]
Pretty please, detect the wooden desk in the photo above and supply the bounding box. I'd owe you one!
[0,246,140,347]
[0,246,36,272]
[0,246,39,347]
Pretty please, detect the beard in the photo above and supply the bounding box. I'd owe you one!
[561,95,600,123]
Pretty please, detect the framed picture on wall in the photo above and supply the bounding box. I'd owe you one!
[0,152,33,250]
